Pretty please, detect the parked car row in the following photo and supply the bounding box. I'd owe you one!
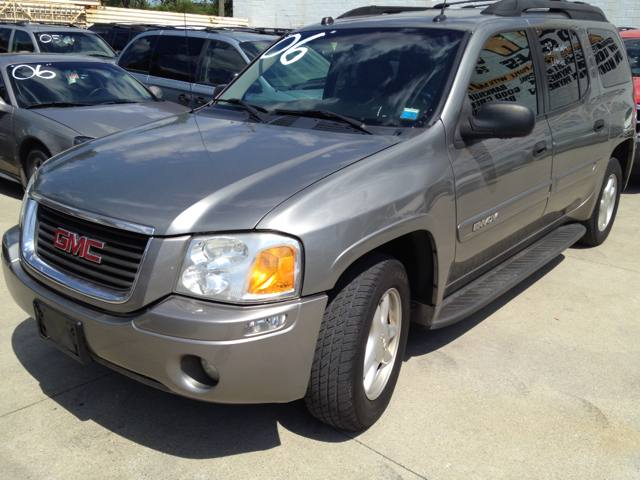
[1,1,636,432]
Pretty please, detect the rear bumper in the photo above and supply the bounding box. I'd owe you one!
[3,225,327,403]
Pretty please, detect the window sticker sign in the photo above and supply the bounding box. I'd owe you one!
[12,64,56,80]
[263,32,326,66]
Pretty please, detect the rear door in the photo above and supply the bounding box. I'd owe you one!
[537,28,610,215]
[447,29,553,293]
[147,34,205,108]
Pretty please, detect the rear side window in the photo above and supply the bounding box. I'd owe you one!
[198,40,246,86]
[119,34,159,74]
[589,29,630,88]
[0,28,11,53]
[150,35,205,83]
[538,29,581,109]
[11,30,35,53]
[571,30,589,97]
[112,32,134,52]
[468,31,538,115]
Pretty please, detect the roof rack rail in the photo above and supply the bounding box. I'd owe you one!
[481,0,607,22]
[0,20,81,28]
[337,6,431,19]
[433,0,498,9]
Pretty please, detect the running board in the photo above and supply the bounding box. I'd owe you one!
[428,224,586,330]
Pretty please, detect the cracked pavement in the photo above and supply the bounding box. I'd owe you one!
[1,177,639,479]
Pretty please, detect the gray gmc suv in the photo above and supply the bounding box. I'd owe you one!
[2,0,636,431]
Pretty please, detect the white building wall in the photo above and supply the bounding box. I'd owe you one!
[234,0,640,30]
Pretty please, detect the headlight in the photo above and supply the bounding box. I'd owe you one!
[175,233,302,304]
[73,136,94,146]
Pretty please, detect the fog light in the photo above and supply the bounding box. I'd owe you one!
[199,358,220,382]
[243,315,286,337]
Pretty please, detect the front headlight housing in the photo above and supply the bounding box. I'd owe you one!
[175,233,303,304]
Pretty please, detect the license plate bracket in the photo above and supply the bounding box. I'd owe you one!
[34,300,92,365]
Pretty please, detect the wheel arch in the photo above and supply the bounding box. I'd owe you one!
[611,138,634,189]
[19,137,51,172]
[326,229,438,310]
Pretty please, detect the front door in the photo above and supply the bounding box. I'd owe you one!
[447,29,553,294]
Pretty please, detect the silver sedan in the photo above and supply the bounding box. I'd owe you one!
[0,53,190,187]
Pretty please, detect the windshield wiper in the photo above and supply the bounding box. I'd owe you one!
[99,100,140,105]
[217,98,269,123]
[274,108,372,134]
[26,102,92,109]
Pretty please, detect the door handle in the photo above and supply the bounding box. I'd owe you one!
[594,119,605,132]
[533,140,547,158]
[195,96,208,104]
[178,93,191,102]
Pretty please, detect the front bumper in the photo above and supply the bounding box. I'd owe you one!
[3,225,327,403]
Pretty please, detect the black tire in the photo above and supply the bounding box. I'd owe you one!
[579,157,622,246]
[304,253,410,431]
[25,147,49,182]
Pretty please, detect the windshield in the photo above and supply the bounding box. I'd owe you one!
[219,28,464,128]
[239,40,274,61]
[8,62,155,108]
[35,31,116,58]
[623,38,640,76]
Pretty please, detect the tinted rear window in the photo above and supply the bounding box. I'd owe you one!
[149,35,205,83]
[588,29,631,88]
[624,38,640,77]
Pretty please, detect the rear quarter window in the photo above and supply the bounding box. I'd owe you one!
[588,29,631,88]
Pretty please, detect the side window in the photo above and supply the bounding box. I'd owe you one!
[0,28,12,53]
[150,35,205,83]
[571,30,588,97]
[112,32,132,52]
[468,31,537,115]
[198,40,246,86]
[118,34,159,74]
[538,29,580,109]
[588,29,631,88]
[11,30,35,53]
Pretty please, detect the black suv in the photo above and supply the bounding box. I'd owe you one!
[88,23,164,53]
[117,27,284,107]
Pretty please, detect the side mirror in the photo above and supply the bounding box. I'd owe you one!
[460,102,535,140]
[213,84,227,99]
[148,86,163,99]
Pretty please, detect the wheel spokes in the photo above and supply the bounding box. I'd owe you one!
[363,288,402,400]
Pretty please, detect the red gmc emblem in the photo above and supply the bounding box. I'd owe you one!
[53,228,105,264]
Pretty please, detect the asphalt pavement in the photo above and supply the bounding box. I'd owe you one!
[0,176,638,479]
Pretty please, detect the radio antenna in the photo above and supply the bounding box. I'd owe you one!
[433,0,448,22]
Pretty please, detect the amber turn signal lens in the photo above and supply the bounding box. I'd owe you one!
[248,246,296,294]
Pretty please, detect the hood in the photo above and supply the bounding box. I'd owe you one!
[34,112,398,236]
[33,101,189,138]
